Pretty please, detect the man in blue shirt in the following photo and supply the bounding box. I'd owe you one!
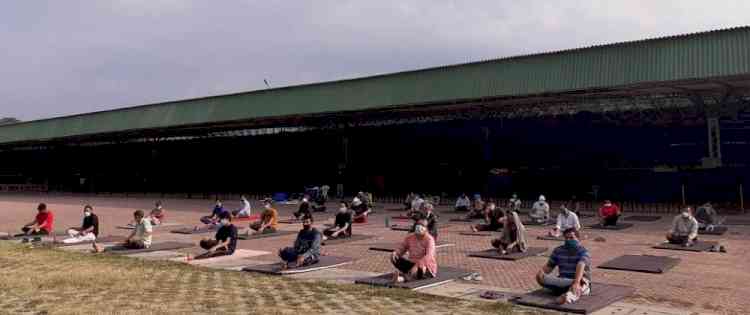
[536,228,592,305]
[201,199,228,225]
[279,215,321,269]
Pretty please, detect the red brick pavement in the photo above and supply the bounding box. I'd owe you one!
[1,193,749,314]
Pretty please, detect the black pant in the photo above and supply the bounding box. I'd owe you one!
[455,206,469,212]
[194,247,231,260]
[603,215,619,226]
[667,234,695,245]
[391,256,434,279]
[20,227,49,236]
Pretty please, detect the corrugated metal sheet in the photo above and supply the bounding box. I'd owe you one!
[2,26,750,144]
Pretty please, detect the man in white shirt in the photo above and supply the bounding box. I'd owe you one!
[530,195,550,223]
[454,193,471,212]
[233,195,252,218]
[550,205,581,237]
[509,194,522,211]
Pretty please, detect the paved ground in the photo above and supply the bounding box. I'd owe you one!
[1,193,748,314]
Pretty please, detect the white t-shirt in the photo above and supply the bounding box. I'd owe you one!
[556,211,581,230]
[134,218,153,247]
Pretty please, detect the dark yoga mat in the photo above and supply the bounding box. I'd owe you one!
[723,218,750,226]
[458,231,500,237]
[2,231,68,240]
[449,218,477,222]
[108,241,195,255]
[241,256,353,275]
[355,266,472,290]
[653,241,718,252]
[587,223,634,230]
[390,225,412,231]
[369,241,454,252]
[323,234,374,246]
[237,230,296,240]
[55,235,127,247]
[467,247,547,261]
[598,255,680,274]
[170,226,217,235]
[523,220,554,226]
[278,219,303,224]
[623,215,661,222]
[537,235,565,241]
[699,226,728,235]
[513,283,635,314]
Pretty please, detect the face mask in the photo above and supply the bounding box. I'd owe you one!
[339,207,347,213]
[414,225,427,235]
[220,219,229,226]
[681,212,690,218]
[303,224,312,230]
[264,204,271,209]
[84,211,91,217]
[564,240,578,249]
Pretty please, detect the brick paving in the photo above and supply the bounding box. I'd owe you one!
[1,193,749,314]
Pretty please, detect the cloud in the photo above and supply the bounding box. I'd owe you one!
[0,0,747,120]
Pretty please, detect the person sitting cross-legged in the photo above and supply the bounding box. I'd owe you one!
[508,193,522,212]
[454,193,471,212]
[63,205,99,244]
[352,194,372,223]
[232,195,252,218]
[292,195,312,220]
[529,195,550,224]
[410,202,439,240]
[149,201,165,226]
[196,213,238,259]
[278,216,321,270]
[249,199,278,235]
[20,203,55,238]
[536,228,592,305]
[666,207,699,247]
[492,210,527,255]
[121,210,153,249]
[201,199,228,225]
[391,222,438,283]
[598,200,621,227]
[472,202,504,232]
[323,202,352,241]
[695,202,722,230]
[465,194,486,219]
[549,205,581,237]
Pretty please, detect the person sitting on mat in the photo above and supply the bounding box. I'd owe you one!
[666,207,699,247]
[279,215,321,270]
[391,222,438,283]
[404,192,416,210]
[232,195,252,218]
[695,202,722,230]
[549,205,581,237]
[121,210,153,249]
[529,195,550,224]
[293,195,312,220]
[197,213,238,259]
[509,193,522,212]
[492,210,527,255]
[323,202,353,241]
[536,228,592,305]
[455,193,471,212]
[201,199,228,225]
[472,202,504,232]
[63,205,99,244]
[352,194,372,223]
[148,201,165,226]
[598,200,621,226]
[410,194,425,212]
[569,195,581,217]
[410,202,439,240]
[20,203,55,237]
[249,199,279,235]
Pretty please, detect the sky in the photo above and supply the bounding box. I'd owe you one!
[1,1,748,121]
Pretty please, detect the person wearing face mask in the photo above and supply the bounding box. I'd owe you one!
[409,202,439,240]
[411,194,425,212]
[467,194,486,219]
[509,194,522,212]
[695,202,722,230]
[550,204,581,237]
[454,193,471,212]
[536,228,592,305]
[121,210,153,249]
[249,199,279,235]
[529,195,550,224]
[598,200,621,227]
[293,195,312,221]
[666,207,699,246]
[471,202,504,232]
[197,213,238,259]
[279,215,321,269]
[63,205,99,244]
[201,199,228,225]
[352,194,372,223]
[232,195,252,218]
[323,202,353,241]
[492,210,527,255]
[391,222,438,283]
[148,201,165,226]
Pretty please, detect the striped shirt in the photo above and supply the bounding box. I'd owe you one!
[547,244,592,281]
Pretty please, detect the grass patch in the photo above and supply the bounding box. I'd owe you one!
[0,241,534,314]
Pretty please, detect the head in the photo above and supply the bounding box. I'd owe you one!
[538,195,546,202]
[133,210,145,222]
[603,200,612,207]
[83,205,93,216]
[302,195,309,202]
[474,194,481,200]
[263,199,272,209]
[219,213,232,226]
[155,201,163,209]
[37,203,47,213]
[562,228,579,248]
[339,201,349,212]
[561,204,570,215]
[241,195,247,202]
[423,203,434,213]
[215,199,222,207]
[460,193,466,198]
[487,202,496,210]
[512,193,517,199]
[302,216,313,230]
[681,207,693,218]
[413,222,428,237]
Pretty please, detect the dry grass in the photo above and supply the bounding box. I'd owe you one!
[0,241,542,315]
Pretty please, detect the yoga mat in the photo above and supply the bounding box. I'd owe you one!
[653,241,718,252]
[108,241,195,255]
[467,247,547,261]
[2,231,67,240]
[523,220,554,226]
[449,218,476,222]
[278,219,303,224]
[390,225,412,231]
[241,256,353,275]
[55,235,127,247]
[458,231,499,237]
[536,235,565,241]
[699,226,728,235]
[355,267,472,290]
[623,215,661,222]
[513,283,635,314]
[598,255,680,274]
[237,230,296,240]
[322,234,374,246]
[369,241,454,252]
[587,223,634,230]
[116,222,182,230]
[170,226,217,235]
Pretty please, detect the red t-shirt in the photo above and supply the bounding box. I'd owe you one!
[599,204,620,218]
[35,211,54,233]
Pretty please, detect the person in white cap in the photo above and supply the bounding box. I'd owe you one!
[529,195,550,224]
[509,194,521,212]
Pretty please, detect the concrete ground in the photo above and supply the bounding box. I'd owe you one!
[1,193,748,315]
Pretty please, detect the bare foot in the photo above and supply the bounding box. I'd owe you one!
[471,226,478,232]
[556,294,567,305]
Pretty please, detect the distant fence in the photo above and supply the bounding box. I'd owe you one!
[0,184,48,193]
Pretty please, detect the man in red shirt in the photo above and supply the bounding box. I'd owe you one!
[22,203,55,236]
[598,200,620,226]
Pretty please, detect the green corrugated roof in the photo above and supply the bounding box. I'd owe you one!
[2,26,750,144]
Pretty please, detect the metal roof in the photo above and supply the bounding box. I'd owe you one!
[2,26,750,145]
